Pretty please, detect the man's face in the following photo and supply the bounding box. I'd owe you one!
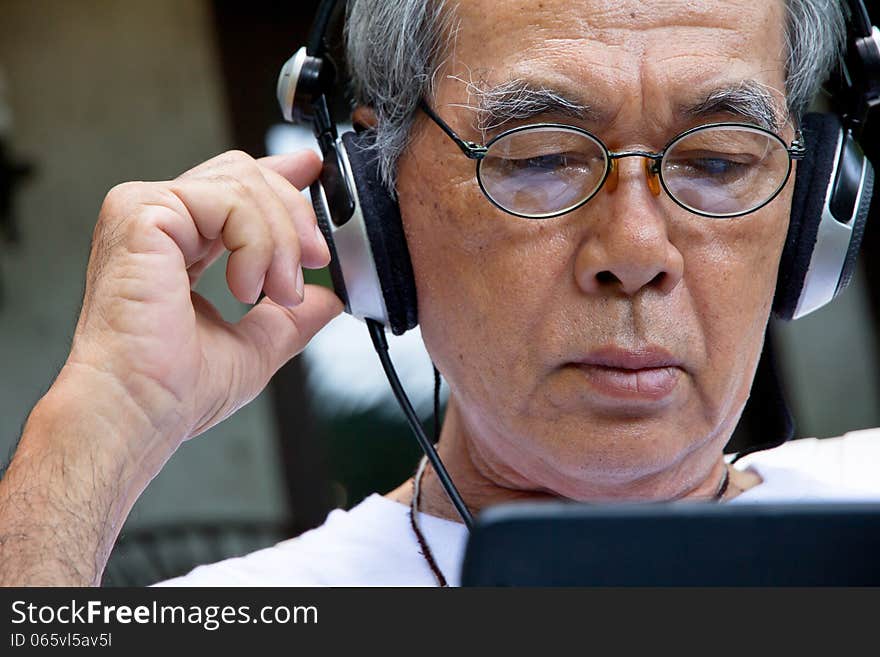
[396,0,794,499]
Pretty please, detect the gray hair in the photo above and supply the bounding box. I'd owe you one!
[345,0,456,192]
[784,0,849,119]
[345,0,848,193]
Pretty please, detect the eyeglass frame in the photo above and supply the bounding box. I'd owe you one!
[418,99,807,220]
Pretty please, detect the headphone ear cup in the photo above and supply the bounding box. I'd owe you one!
[835,157,874,293]
[774,112,875,320]
[341,130,418,335]
[310,177,351,312]
[774,113,846,320]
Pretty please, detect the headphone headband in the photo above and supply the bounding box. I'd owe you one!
[839,0,880,138]
[307,0,343,57]
[847,0,873,37]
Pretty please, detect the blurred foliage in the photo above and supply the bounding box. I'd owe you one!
[323,409,435,509]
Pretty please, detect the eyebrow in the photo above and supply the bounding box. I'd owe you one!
[451,77,784,136]
[448,78,598,134]
[681,81,783,132]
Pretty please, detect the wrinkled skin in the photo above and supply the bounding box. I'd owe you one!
[391,0,791,513]
[0,0,796,586]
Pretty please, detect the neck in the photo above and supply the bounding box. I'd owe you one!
[389,394,761,523]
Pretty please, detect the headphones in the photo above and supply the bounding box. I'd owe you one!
[278,0,878,332]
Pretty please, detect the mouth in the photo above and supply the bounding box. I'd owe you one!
[569,347,684,403]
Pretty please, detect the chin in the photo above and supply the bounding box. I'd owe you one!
[492,409,722,499]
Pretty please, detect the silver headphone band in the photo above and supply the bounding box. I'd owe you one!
[313,138,390,325]
[792,129,868,319]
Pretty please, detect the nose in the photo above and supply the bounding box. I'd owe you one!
[574,158,684,297]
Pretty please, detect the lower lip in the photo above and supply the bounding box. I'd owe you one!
[574,364,682,402]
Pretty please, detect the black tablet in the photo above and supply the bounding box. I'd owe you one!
[460,502,880,586]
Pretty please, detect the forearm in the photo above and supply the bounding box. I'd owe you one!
[0,368,167,586]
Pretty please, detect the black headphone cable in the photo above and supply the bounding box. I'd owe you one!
[366,319,475,530]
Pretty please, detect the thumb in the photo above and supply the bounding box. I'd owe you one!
[235,284,344,383]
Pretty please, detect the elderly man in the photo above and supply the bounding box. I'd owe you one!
[0,0,877,586]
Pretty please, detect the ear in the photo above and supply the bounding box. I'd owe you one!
[352,106,378,131]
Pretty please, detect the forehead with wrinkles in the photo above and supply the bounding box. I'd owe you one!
[444,0,789,133]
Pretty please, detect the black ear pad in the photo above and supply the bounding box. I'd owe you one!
[774,113,845,320]
[341,130,419,335]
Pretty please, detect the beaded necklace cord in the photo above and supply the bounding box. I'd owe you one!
[408,457,731,587]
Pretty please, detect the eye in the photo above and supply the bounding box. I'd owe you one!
[665,150,756,181]
[688,157,748,176]
[509,152,593,173]
[478,126,610,217]
[526,154,566,170]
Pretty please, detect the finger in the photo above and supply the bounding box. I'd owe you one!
[180,149,328,270]
[180,149,322,191]
[131,187,213,269]
[221,199,279,305]
[212,162,314,307]
[244,172,305,308]
[179,153,311,306]
[258,164,330,269]
[234,284,344,387]
[171,150,325,306]
[258,150,323,190]
[166,176,274,304]
[169,171,306,306]
[258,152,330,269]
[187,239,226,288]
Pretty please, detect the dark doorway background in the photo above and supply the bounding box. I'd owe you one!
[211,1,423,537]
[212,0,330,535]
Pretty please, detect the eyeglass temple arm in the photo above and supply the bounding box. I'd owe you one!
[788,131,806,160]
[418,100,488,160]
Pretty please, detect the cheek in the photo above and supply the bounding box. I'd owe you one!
[396,145,570,403]
[693,191,789,319]
[688,224,779,325]
[678,194,790,405]
[397,151,497,371]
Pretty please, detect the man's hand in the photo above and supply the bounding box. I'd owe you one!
[73,149,340,448]
[0,150,343,585]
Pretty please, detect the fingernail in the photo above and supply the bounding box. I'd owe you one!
[252,274,266,304]
[295,266,304,301]
[315,224,329,255]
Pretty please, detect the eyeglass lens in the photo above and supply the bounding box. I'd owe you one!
[477,125,792,218]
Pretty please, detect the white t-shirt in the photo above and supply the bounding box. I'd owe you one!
[156,427,880,587]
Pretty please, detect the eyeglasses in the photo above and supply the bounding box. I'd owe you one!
[419,101,806,220]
